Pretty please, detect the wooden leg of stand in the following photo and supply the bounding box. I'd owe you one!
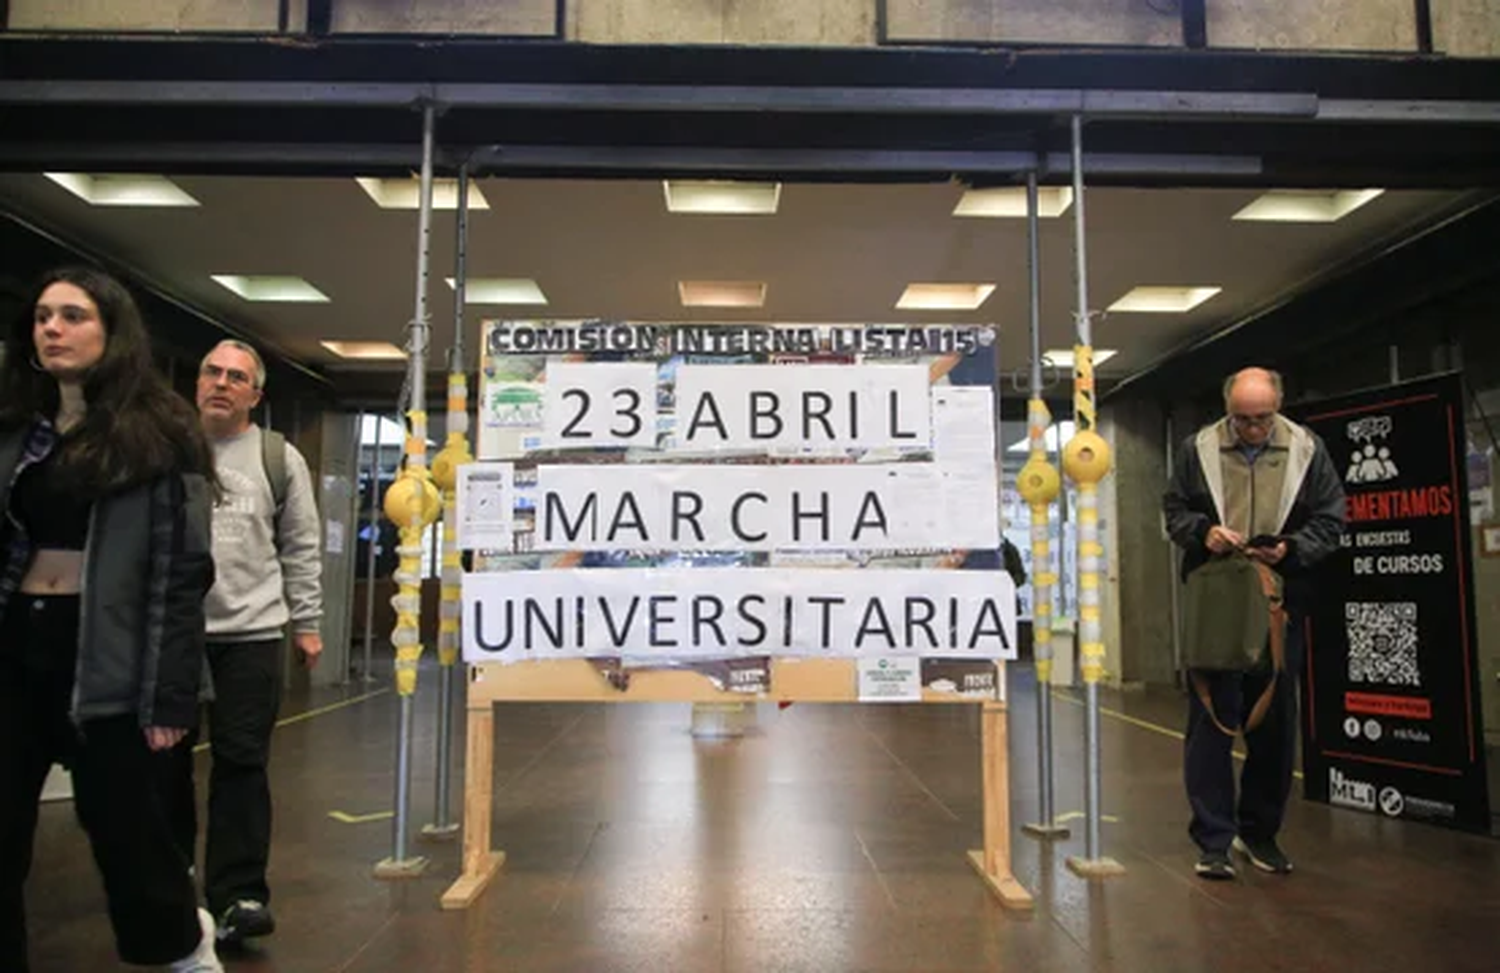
[967,701,1034,910]
[440,702,505,909]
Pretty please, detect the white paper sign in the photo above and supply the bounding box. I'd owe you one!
[932,386,996,466]
[533,463,998,552]
[858,656,922,702]
[931,387,1001,547]
[456,462,516,551]
[671,364,931,453]
[462,567,1016,663]
[541,362,658,448]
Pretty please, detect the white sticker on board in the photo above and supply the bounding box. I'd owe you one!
[456,462,516,552]
[858,656,923,702]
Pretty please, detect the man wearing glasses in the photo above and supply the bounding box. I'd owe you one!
[1163,367,1344,880]
[186,340,323,945]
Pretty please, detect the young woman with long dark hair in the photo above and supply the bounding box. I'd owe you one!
[0,266,222,971]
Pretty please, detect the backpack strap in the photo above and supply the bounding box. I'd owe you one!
[261,427,289,540]
[1242,561,1287,732]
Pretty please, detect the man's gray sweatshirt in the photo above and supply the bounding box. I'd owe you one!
[205,425,323,641]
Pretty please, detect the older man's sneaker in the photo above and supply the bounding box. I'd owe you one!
[217,899,276,944]
[1232,835,1293,874]
[168,908,225,973]
[1194,850,1236,880]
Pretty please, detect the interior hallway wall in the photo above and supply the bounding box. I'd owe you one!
[1100,396,1177,688]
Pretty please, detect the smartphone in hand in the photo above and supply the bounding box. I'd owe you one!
[1247,534,1281,549]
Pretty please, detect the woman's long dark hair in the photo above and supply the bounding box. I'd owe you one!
[0,265,214,494]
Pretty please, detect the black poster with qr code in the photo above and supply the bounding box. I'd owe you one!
[1289,372,1489,833]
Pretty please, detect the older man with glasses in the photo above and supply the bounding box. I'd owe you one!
[1163,367,1345,880]
[176,340,323,947]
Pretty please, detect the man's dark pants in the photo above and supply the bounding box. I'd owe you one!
[165,638,283,916]
[1184,619,1305,853]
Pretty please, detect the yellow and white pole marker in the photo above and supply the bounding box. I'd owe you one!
[375,102,443,879]
[423,163,474,840]
[1019,174,1069,842]
[1061,115,1125,878]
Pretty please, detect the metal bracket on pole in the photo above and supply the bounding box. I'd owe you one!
[1060,115,1124,879]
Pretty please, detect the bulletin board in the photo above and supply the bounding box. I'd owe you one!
[442,320,1031,911]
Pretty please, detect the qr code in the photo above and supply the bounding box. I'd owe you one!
[1345,602,1420,687]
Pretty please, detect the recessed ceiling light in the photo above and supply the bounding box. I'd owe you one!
[1007,420,1077,454]
[678,281,768,308]
[1232,189,1384,223]
[1108,286,1221,314]
[1042,348,1118,368]
[355,177,491,211]
[44,172,199,207]
[211,275,329,303]
[662,180,782,215]
[321,340,407,361]
[448,278,548,305]
[896,283,996,311]
[953,187,1073,218]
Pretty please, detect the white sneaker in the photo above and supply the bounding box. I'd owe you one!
[167,908,225,973]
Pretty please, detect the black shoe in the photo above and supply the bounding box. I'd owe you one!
[1233,835,1293,874]
[217,900,275,944]
[1194,850,1236,880]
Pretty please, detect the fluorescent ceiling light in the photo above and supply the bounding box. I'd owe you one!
[448,278,548,305]
[678,281,767,308]
[355,177,491,211]
[896,283,996,311]
[1007,420,1077,454]
[211,275,329,303]
[1042,348,1118,368]
[44,172,199,207]
[663,180,782,215]
[321,340,406,361]
[1108,286,1221,314]
[953,186,1073,218]
[1232,189,1384,223]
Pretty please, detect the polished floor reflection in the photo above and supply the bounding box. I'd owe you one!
[26,662,1500,972]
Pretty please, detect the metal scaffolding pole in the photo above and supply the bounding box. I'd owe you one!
[1019,170,1068,842]
[360,411,383,685]
[424,161,475,841]
[1062,114,1125,879]
[375,101,441,880]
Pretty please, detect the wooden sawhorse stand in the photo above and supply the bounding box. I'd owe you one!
[439,658,1032,912]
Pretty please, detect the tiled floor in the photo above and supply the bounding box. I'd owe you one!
[26,662,1500,971]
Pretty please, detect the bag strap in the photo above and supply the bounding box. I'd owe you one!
[1192,560,1287,738]
[261,427,289,541]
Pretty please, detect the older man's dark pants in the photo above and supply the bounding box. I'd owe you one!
[1184,620,1304,853]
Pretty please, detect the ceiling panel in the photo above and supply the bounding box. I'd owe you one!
[0,173,1468,386]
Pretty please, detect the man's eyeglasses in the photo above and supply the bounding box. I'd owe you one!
[201,363,255,388]
[1230,412,1275,428]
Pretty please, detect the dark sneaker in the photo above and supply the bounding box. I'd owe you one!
[217,899,275,944]
[1233,835,1293,874]
[1194,850,1236,880]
